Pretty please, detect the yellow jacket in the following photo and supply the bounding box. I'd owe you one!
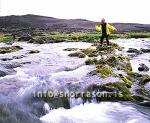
[95,23,117,35]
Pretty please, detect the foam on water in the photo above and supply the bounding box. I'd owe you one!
[40,102,150,123]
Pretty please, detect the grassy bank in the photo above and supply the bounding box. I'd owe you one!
[0,32,150,43]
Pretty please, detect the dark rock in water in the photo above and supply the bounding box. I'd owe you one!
[5,41,14,45]
[29,50,40,54]
[128,54,137,58]
[12,55,25,59]
[140,48,150,53]
[3,63,21,69]
[139,75,150,85]
[132,95,144,102]
[0,70,7,77]
[127,48,142,55]
[138,63,149,72]
[127,48,140,53]
[139,101,150,107]
[1,58,13,61]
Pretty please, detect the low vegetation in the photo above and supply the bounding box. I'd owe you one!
[1,32,150,43]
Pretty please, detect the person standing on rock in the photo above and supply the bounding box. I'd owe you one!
[96,18,117,46]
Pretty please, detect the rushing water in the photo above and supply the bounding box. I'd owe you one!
[41,102,150,123]
[0,39,150,123]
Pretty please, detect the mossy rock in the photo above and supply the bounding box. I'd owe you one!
[126,62,132,71]
[127,48,140,53]
[63,48,78,51]
[139,75,150,85]
[81,48,98,57]
[79,52,86,58]
[119,74,132,85]
[117,66,126,70]
[85,58,97,65]
[84,82,133,101]
[114,82,133,100]
[0,46,23,54]
[132,95,145,102]
[140,48,150,53]
[127,71,142,78]
[29,50,40,54]
[96,66,113,78]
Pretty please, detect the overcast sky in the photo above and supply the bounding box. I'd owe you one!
[0,0,150,24]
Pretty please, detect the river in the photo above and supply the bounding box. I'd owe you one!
[0,39,150,123]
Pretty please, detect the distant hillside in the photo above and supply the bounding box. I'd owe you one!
[0,14,150,33]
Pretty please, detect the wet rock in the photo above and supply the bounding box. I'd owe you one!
[0,58,13,61]
[127,48,141,54]
[96,66,113,78]
[0,46,23,54]
[85,58,97,65]
[81,48,98,57]
[63,48,78,51]
[12,55,25,59]
[3,63,21,69]
[140,48,150,53]
[127,71,142,78]
[0,70,7,77]
[139,101,150,107]
[5,41,14,45]
[29,50,40,54]
[138,63,149,72]
[132,95,145,102]
[79,52,86,58]
[119,74,132,85]
[68,52,80,57]
[139,75,150,85]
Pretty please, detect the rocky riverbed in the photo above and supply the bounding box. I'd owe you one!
[0,39,150,123]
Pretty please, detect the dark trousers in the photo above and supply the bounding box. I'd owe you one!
[100,34,109,46]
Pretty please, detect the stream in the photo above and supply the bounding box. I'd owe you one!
[0,39,150,123]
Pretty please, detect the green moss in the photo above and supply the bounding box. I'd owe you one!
[126,62,132,71]
[0,46,23,54]
[132,95,144,102]
[79,52,86,58]
[29,50,40,54]
[0,34,14,42]
[127,71,142,78]
[114,82,133,100]
[117,66,125,70]
[96,66,113,78]
[81,49,98,57]
[119,74,132,85]
[140,75,150,85]
[85,58,97,65]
